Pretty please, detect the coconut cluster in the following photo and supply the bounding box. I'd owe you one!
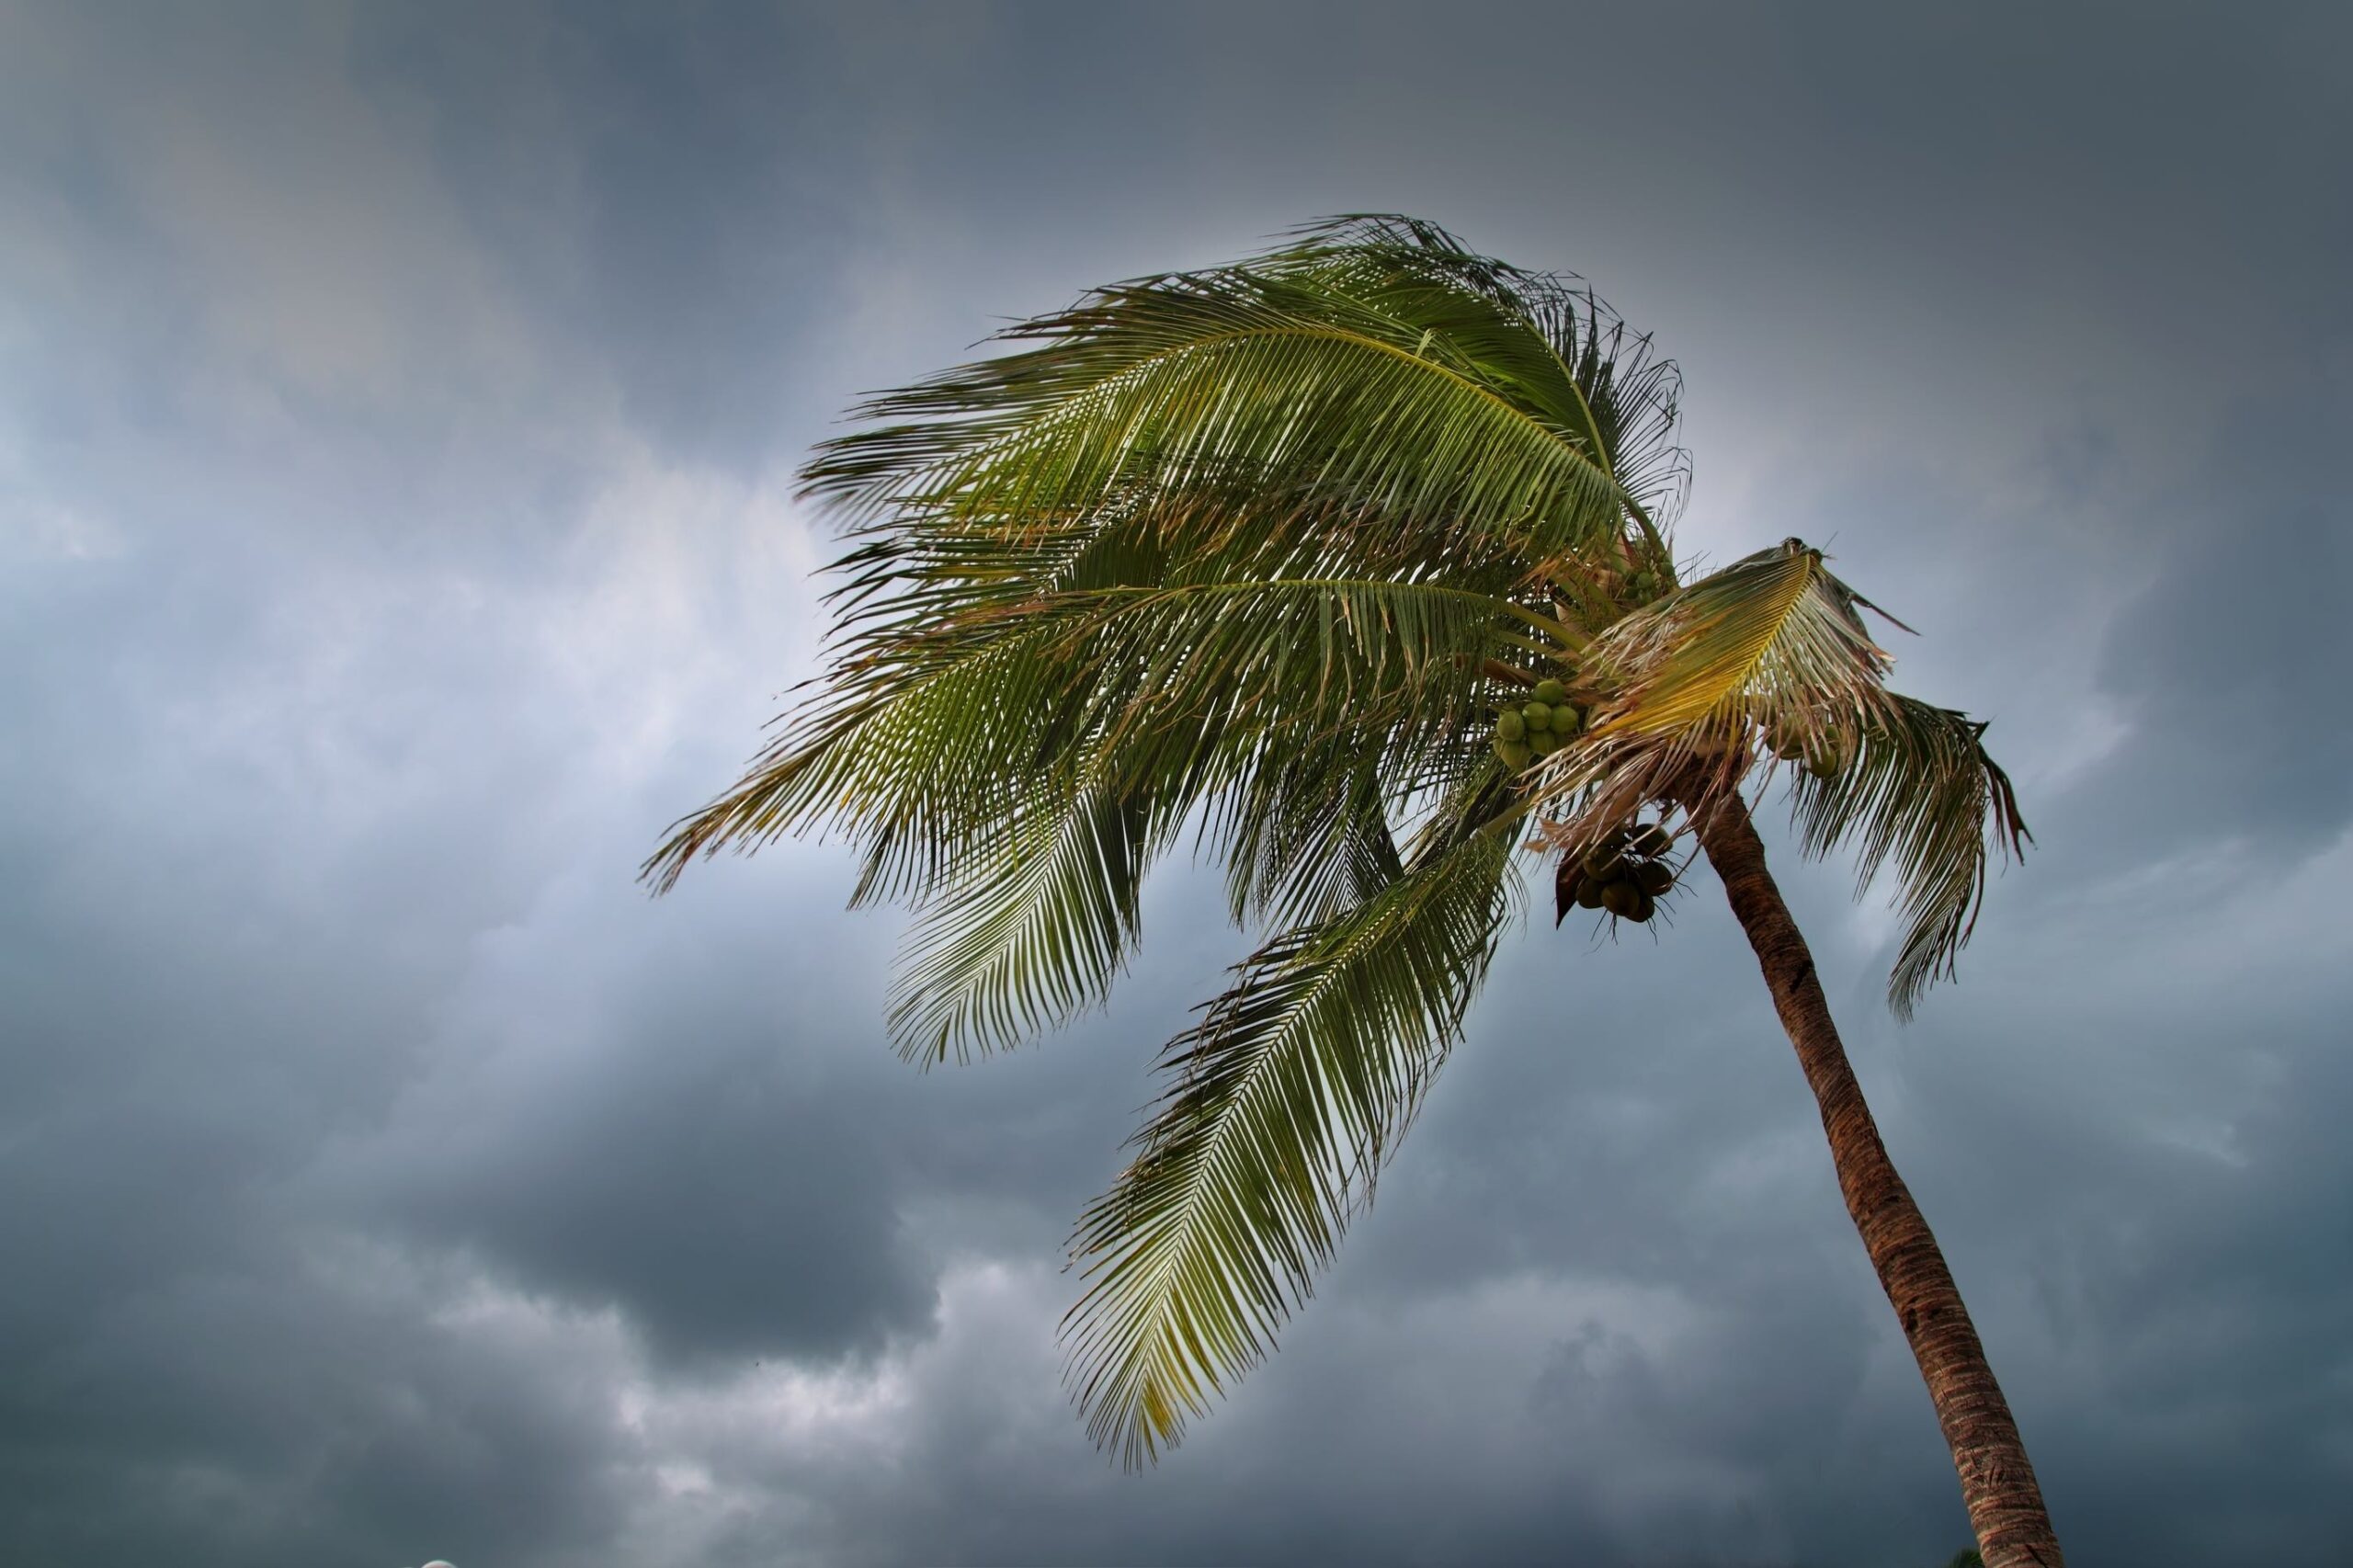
[1557,821,1677,925]
[1492,678,1585,769]
[1762,720,1852,780]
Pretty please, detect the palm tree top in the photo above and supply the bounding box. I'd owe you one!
[645,215,2029,1466]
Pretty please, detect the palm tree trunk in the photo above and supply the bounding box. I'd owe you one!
[1686,788,2063,1568]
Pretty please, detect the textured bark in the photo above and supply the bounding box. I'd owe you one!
[1688,789,2063,1568]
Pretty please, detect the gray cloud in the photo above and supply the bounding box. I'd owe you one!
[2080,385,2353,854]
[2,2,2348,1564]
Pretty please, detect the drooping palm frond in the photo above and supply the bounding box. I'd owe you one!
[1063,790,1521,1466]
[642,481,1549,894]
[1214,746,1404,932]
[650,559,1546,1063]
[871,570,1535,1061]
[886,777,1161,1063]
[1786,697,2030,1017]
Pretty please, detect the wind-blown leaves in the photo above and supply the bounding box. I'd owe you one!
[1586,540,1893,738]
[879,567,1525,1064]
[1063,809,1519,1466]
[888,778,1161,1063]
[645,215,2030,1466]
[802,216,1687,577]
[1268,215,1692,540]
[1787,697,2031,1017]
[1217,751,1404,932]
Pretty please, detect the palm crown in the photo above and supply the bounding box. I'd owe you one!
[645,217,2029,1470]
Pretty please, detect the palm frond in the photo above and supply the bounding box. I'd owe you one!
[649,535,1536,857]
[1062,801,1519,1466]
[1786,696,2030,1017]
[1530,540,1897,858]
[647,562,1530,1058]
[1268,215,1691,540]
[1587,540,1893,736]
[801,244,1646,571]
[887,778,1161,1063]
[872,571,1529,1061]
[639,609,1086,896]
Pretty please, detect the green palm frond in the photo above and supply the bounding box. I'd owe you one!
[876,567,1520,1063]
[1216,750,1404,932]
[887,778,1161,1063]
[801,225,1677,574]
[643,481,1557,898]
[1063,799,1520,1466]
[1268,215,1691,534]
[647,564,1535,1061]
[1787,697,2030,1017]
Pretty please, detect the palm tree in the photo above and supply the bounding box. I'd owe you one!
[644,217,2062,1566]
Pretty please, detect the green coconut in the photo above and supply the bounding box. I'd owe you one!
[1574,875,1607,910]
[1552,703,1585,737]
[1522,701,1553,732]
[1495,709,1526,743]
[1496,738,1534,769]
[1806,739,1847,779]
[1627,886,1657,923]
[1584,847,1628,882]
[1636,859,1676,896]
[1531,678,1567,708]
[1630,824,1672,857]
[1600,880,1642,918]
[1528,730,1561,757]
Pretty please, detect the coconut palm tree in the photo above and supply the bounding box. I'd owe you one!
[644,217,2061,1566]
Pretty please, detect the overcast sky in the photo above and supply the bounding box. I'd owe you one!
[3,3,2348,1564]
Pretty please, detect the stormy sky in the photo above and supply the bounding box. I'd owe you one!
[3,3,2347,1564]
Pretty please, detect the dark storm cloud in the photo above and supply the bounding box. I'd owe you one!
[335,875,935,1366]
[2,1,2349,1565]
[3,1241,641,1568]
[347,1,851,472]
[2076,383,2353,854]
[1874,848,2353,1564]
